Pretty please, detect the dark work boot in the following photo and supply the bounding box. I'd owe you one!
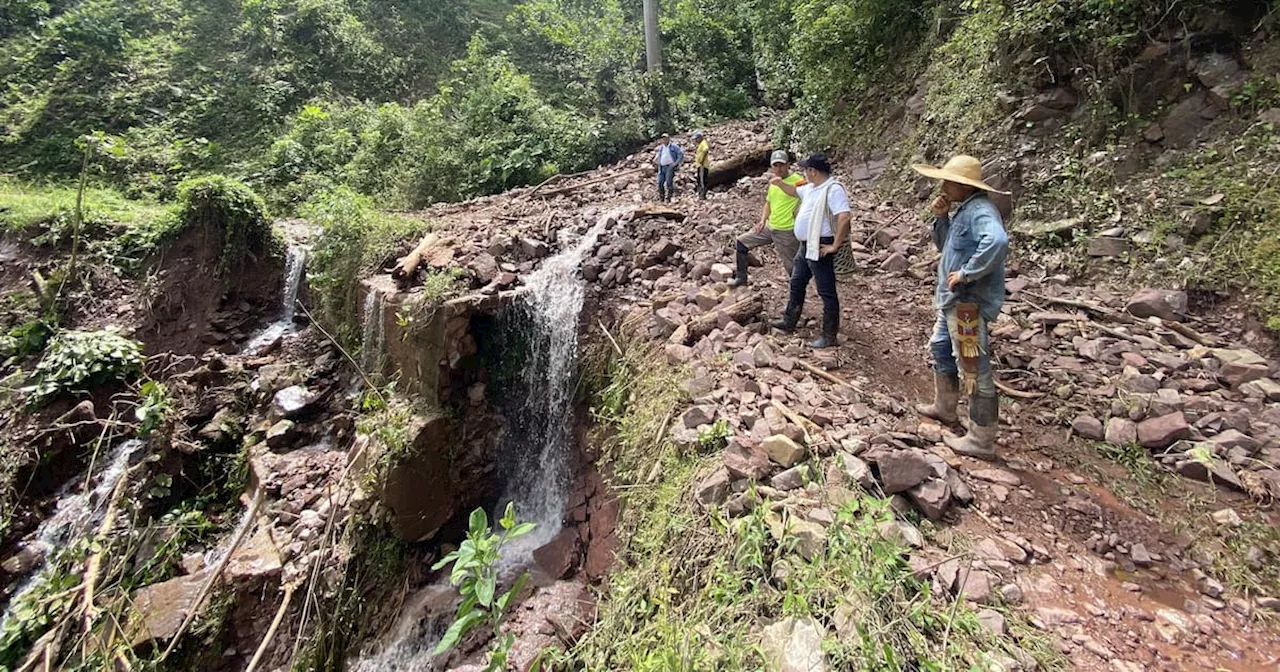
[727,244,749,288]
[771,308,798,333]
[808,331,837,349]
[809,311,839,349]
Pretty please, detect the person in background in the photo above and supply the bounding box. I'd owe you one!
[654,134,684,202]
[911,155,1010,460]
[769,153,850,349]
[728,150,805,288]
[693,130,711,200]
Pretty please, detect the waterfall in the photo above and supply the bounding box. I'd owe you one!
[1,439,145,626]
[245,245,308,352]
[496,213,612,564]
[351,213,617,671]
[360,287,386,374]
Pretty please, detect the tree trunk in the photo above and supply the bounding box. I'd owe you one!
[707,144,774,188]
[683,295,763,344]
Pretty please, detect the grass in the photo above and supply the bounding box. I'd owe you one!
[563,340,1061,671]
[0,177,167,234]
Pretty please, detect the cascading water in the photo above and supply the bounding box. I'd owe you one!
[495,213,613,564]
[1,439,145,625]
[360,288,386,374]
[351,212,616,671]
[245,245,308,352]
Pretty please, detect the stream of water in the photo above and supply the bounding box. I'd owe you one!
[0,439,146,627]
[245,245,308,353]
[360,287,386,374]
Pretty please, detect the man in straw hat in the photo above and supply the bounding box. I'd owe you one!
[911,155,1010,459]
[769,153,850,349]
[727,150,805,288]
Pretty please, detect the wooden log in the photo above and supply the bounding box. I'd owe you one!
[535,168,645,198]
[706,144,774,188]
[392,233,452,284]
[683,295,762,345]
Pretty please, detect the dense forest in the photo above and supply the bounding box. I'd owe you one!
[6,0,1266,209]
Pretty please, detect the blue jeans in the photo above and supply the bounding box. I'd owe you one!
[783,237,839,335]
[657,165,676,200]
[929,308,994,396]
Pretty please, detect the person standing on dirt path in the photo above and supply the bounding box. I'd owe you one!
[769,153,850,349]
[911,155,1010,460]
[693,131,711,200]
[654,134,684,202]
[728,150,806,288]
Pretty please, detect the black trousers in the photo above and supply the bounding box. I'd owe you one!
[696,167,709,199]
[783,237,839,336]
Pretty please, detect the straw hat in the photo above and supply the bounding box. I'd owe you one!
[911,155,1010,194]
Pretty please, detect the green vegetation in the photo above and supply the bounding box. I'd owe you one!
[432,504,536,670]
[303,186,433,345]
[570,340,1059,670]
[171,175,279,275]
[25,327,143,405]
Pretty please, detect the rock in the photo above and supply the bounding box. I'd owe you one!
[724,440,772,480]
[879,252,909,272]
[1175,450,1244,491]
[954,567,995,604]
[695,467,732,507]
[976,609,1007,637]
[1220,362,1270,388]
[1119,367,1161,394]
[520,237,550,258]
[790,520,828,561]
[763,435,807,468]
[272,385,314,418]
[1071,414,1105,441]
[1240,377,1280,401]
[907,478,951,521]
[771,465,807,491]
[1130,542,1154,567]
[1210,429,1258,453]
[761,617,829,672]
[1211,508,1242,527]
[877,520,924,549]
[1106,418,1138,446]
[130,570,210,646]
[380,414,457,541]
[265,419,297,449]
[1192,52,1241,89]
[969,468,1022,487]
[533,529,580,580]
[875,449,933,494]
[835,453,874,490]
[709,263,735,283]
[1137,413,1191,449]
[1162,91,1217,148]
[1000,583,1025,604]
[753,342,774,368]
[681,406,716,429]
[1125,289,1187,321]
[2,545,44,574]
[1088,237,1131,258]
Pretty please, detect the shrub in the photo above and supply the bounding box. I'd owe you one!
[304,186,433,345]
[172,176,277,275]
[26,328,143,405]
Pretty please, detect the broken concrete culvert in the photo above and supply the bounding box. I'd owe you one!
[5,123,1280,671]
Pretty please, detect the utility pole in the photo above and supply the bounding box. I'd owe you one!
[643,0,661,73]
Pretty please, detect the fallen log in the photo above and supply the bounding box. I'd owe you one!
[535,168,645,198]
[706,144,774,188]
[392,233,453,284]
[623,203,686,222]
[683,294,763,345]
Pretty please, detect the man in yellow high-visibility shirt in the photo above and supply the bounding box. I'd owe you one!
[728,150,806,287]
[693,130,711,200]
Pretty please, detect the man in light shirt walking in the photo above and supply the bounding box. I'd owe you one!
[654,134,684,202]
[769,153,851,349]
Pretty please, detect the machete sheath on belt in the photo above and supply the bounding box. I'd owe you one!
[955,302,981,395]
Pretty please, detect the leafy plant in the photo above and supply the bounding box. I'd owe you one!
[697,418,732,451]
[135,379,172,436]
[25,328,144,405]
[0,319,52,362]
[173,176,278,276]
[432,503,536,670]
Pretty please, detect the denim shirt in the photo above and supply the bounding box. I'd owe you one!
[932,192,1009,322]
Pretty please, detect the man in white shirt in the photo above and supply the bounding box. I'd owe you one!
[653,134,684,202]
[768,153,851,349]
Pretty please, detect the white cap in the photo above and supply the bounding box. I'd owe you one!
[770,150,790,165]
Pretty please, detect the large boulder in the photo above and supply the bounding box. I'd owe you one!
[1137,413,1191,449]
[763,435,807,468]
[874,449,932,494]
[379,413,457,541]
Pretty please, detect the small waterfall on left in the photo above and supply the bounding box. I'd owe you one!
[1,439,145,627]
[360,287,386,374]
[245,244,309,352]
